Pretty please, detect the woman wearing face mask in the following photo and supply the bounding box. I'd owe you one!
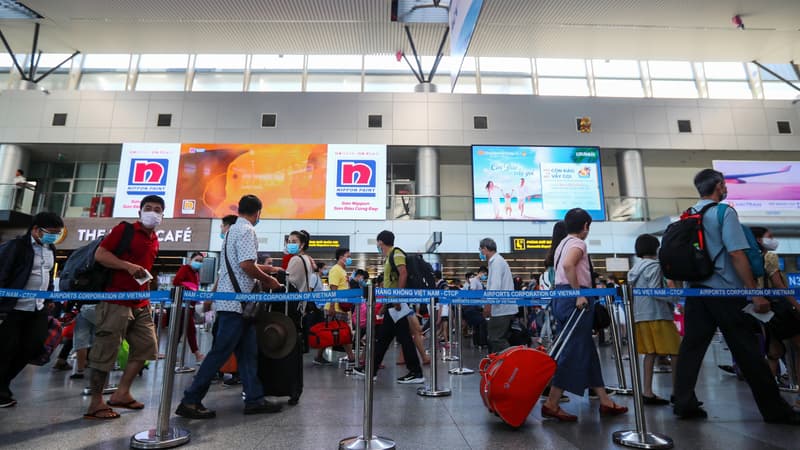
[286,231,315,293]
[173,252,205,362]
[751,227,800,405]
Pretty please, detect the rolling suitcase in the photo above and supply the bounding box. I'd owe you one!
[479,308,586,428]
[257,300,304,405]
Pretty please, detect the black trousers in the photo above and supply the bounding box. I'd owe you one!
[0,309,48,398]
[372,313,421,374]
[674,296,792,421]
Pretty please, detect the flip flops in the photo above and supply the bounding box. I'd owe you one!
[107,399,145,410]
[83,408,120,420]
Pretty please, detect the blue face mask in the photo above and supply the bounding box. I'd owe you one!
[376,245,383,254]
[345,257,352,266]
[321,269,329,276]
[190,261,203,271]
[479,252,487,261]
[40,232,59,245]
[359,280,367,288]
[286,243,300,255]
[480,274,487,281]
[254,218,260,227]
[219,232,226,240]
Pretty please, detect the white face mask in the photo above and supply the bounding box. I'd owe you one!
[762,237,779,251]
[140,211,162,229]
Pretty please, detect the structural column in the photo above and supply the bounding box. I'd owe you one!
[615,149,648,220]
[416,146,440,220]
[0,144,29,210]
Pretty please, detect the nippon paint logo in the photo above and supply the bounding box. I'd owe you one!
[127,159,169,195]
[336,160,376,197]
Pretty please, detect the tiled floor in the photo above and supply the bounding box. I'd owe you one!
[1,329,798,450]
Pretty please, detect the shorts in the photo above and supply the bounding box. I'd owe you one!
[73,305,97,351]
[634,320,681,355]
[88,302,158,372]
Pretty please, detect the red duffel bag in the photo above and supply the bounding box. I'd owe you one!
[308,319,352,349]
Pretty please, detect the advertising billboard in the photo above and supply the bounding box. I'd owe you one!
[112,143,181,218]
[472,145,605,221]
[712,160,800,217]
[115,143,387,220]
[449,0,485,92]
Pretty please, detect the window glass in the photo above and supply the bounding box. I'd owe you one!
[647,61,694,79]
[306,74,361,92]
[79,72,127,91]
[762,81,800,100]
[706,81,753,99]
[194,54,246,71]
[37,73,70,91]
[250,55,304,71]
[249,73,302,92]
[77,163,99,178]
[651,80,698,98]
[70,179,97,208]
[36,53,74,69]
[82,54,131,70]
[538,77,590,96]
[757,63,799,81]
[0,53,16,68]
[52,163,75,178]
[192,73,244,91]
[102,163,120,179]
[99,179,117,193]
[481,76,533,95]
[363,74,417,92]
[364,55,411,73]
[479,57,532,75]
[592,59,640,78]
[136,72,186,91]
[139,54,189,71]
[703,62,746,80]
[595,79,644,97]
[453,75,478,94]
[307,55,362,71]
[536,58,586,77]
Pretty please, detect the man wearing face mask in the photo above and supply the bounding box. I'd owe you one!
[84,195,163,420]
[172,252,205,362]
[0,212,63,408]
[316,248,356,365]
[479,238,515,353]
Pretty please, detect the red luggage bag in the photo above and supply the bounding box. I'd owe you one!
[308,319,352,349]
[479,308,585,428]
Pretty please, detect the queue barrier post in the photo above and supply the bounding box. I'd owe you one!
[131,287,190,449]
[448,304,474,375]
[351,294,362,376]
[418,295,452,398]
[441,302,458,362]
[174,299,196,374]
[612,285,673,450]
[339,282,396,450]
[606,294,633,395]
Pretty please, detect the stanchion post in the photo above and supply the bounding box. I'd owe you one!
[418,296,451,397]
[354,295,362,369]
[175,300,195,374]
[449,303,474,375]
[606,295,633,395]
[441,300,458,362]
[155,301,165,359]
[339,282,395,450]
[131,287,190,449]
[612,285,673,449]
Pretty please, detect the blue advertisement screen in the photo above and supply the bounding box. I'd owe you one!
[472,145,605,221]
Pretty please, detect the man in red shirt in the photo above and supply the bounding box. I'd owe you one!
[84,195,162,420]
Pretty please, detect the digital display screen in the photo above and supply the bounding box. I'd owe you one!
[713,160,800,216]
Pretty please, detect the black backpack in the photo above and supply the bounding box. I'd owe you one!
[388,248,437,289]
[59,222,135,297]
[658,203,717,282]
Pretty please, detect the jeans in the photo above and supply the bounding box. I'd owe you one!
[182,312,264,406]
[0,309,48,398]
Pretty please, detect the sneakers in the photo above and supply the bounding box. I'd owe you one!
[397,372,425,384]
[222,375,241,387]
[175,402,216,419]
[69,372,85,380]
[243,400,283,415]
[313,356,332,366]
[352,367,377,381]
[0,396,17,408]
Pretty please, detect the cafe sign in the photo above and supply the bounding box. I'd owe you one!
[59,218,212,251]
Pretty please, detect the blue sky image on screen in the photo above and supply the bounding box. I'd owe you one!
[472,145,605,221]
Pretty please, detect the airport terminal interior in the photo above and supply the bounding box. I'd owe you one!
[1,1,800,449]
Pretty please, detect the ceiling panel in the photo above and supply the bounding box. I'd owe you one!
[0,1,795,61]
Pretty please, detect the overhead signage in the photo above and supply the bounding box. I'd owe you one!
[58,218,211,251]
[113,143,181,218]
[449,0,485,92]
[510,237,552,252]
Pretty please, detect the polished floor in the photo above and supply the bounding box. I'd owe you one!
[1,327,799,450]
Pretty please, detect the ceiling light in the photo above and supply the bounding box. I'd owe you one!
[0,1,42,20]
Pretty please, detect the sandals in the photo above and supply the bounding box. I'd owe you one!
[107,399,145,410]
[83,407,120,420]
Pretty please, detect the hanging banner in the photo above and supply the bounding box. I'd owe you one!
[113,143,181,218]
[325,144,387,220]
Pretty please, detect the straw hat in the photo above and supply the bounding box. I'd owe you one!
[256,311,297,359]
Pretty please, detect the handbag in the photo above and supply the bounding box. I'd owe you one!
[223,237,262,322]
[308,319,353,349]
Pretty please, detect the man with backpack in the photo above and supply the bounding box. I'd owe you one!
[83,195,164,420]
[479,238,515,353]
[671,169,800,424]
[353,230,424,384]
[0,212,64,408]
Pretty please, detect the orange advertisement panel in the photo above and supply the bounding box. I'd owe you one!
[173,143,327,219]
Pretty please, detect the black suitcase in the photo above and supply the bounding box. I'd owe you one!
[258,332,304,405]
